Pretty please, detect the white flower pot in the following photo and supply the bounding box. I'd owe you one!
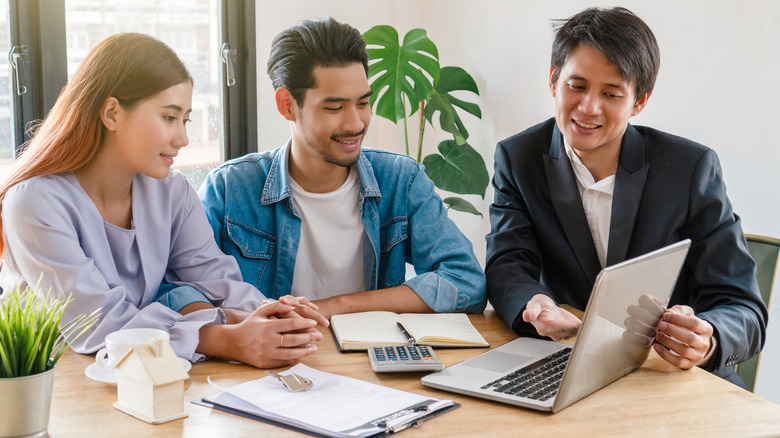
[0,367,55,438]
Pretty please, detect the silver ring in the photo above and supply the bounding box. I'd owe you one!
[280,334,284,348]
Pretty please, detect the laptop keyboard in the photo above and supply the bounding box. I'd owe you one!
[481,348,571,401]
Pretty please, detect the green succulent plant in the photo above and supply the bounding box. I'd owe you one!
[0,283,98,378]
[363,25,489,216]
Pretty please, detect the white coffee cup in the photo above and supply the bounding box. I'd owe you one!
[95,328,170,369]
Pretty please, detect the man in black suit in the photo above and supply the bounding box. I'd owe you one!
[486,6,766,385]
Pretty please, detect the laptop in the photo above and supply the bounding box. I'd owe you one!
[421,239,691,413]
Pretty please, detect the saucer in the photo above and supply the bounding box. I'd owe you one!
[85,357,192,384]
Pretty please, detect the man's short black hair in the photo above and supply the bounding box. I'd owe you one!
[267,17,369,106]
[551,7,660,100]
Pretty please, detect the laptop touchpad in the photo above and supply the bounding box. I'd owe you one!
[462,351,533,373]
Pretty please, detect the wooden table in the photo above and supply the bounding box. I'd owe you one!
[49,310,780,437]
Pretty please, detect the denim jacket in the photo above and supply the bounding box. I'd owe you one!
[198,141,486,313]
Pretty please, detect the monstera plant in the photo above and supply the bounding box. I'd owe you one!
[363,25,488,216]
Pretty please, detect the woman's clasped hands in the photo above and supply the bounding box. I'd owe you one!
[225,295,329,369]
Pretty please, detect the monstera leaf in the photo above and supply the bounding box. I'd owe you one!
[363,26,440,123]
[424,66,481,143]
[443,197,483,217]
[422,139,489,198]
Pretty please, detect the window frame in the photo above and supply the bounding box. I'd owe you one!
[221,0,257,159]
[6,0,256,160]
[8,0,67,153]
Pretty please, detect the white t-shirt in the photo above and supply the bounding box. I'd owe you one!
[289,167,365,300]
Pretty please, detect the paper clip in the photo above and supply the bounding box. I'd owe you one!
[265,370,313,392]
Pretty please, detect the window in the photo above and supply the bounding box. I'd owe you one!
[2,0,256,187]
[64,0,221,185]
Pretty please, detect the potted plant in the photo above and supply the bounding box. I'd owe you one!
[363,25,488,216]
[0,283,98,438]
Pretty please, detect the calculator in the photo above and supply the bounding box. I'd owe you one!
[368,345,445,373]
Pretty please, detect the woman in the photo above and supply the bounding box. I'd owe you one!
[0,33,324,368]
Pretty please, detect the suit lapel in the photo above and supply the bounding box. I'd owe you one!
[607,124,649,266]
[544,124,601,285]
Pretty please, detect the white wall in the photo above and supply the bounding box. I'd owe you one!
[256,0,780,267]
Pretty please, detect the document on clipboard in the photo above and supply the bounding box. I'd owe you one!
[196,364,458,438]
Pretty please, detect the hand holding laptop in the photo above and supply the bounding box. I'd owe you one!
[522,259,715,371]
[654,305,716,370]
[522,294,582,341]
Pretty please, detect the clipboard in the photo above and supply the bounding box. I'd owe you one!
[192,397,460,437]
[194,363,459,438]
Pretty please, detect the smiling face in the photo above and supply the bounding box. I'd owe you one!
[284,63,372,172]
[109,81,193,180]
[550,44,650,170]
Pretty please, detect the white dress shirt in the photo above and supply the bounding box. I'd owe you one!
[563,140,614,268]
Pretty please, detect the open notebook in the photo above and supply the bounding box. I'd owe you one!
[330,311,488,351]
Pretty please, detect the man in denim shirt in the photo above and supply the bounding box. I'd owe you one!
[178,18,485,319]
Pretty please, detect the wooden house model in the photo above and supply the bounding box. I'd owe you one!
[111,337,189,424]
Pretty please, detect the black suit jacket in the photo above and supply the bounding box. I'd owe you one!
[486,118,767,382]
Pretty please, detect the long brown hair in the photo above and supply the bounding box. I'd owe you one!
[0,33,192,256]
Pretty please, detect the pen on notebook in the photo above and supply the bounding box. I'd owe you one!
[397,322,417,347]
